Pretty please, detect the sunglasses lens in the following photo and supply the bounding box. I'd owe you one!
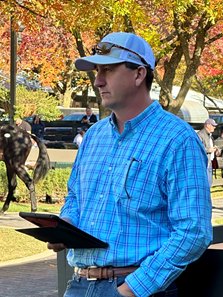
[92,42,147,66]
[95,42,113,55]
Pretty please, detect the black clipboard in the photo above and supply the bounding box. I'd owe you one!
[16,212,108,249]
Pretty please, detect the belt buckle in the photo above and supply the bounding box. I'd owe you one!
[87,266,97,281]
[87,276,97,281]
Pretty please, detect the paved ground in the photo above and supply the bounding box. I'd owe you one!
[1,201,223,297]
[28,147,77,163]
[212,197,223,221]
[0,255,58,297]
[0,212,58,297]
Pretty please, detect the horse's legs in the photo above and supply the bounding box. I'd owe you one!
[15,165,37,212]
[0,166,17,213]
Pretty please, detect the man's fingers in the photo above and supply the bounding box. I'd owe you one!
[47,242,66,252]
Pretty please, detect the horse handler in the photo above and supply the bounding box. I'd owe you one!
[48,32,212,297]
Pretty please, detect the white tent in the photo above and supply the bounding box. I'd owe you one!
[150,84,222,123]
[177,100,209,123]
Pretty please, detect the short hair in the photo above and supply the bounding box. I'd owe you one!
[124,62,154,91]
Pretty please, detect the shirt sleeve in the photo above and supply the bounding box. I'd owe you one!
[60,157,80,227]
[125,135,212,297]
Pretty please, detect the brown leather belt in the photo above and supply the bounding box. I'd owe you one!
[74,266,138,280]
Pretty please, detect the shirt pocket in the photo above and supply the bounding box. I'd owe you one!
[113,158,143,201]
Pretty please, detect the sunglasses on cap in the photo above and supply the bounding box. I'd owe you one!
[92,42,148,66]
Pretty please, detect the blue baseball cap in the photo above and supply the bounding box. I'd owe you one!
[75,32,156,71]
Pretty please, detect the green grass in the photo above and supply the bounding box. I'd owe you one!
[211,171,223,226]
[0,201,62,213]
[213,218,223,225]
[0,201,62,263]
[1,186,223,263]
[0,227,48,263]
[211,188,223,199]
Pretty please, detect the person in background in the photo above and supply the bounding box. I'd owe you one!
[73,127,86,148]
[15,117,31,133]
[48,32,212,297]
[31,114,45,140]
[81,106,98,126]
[197,118,221,187]
[214,128,223,150]
[213,128,223,177]
[15,116,37,148]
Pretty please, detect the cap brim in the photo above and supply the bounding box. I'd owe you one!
[75,55,127,71]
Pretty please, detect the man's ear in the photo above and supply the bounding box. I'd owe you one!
[135,66,147,87]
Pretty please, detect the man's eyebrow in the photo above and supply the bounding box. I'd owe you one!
[101,63,125,69]
[98,64,110,68]
[95,64,109,71]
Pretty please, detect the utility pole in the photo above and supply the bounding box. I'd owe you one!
[9,17,17,125]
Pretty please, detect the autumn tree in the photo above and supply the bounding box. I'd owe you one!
[0,12,78,107]
[0,0,223,115]
[197,23,223,98]
[133,0,223,113]
[45,0,223,114]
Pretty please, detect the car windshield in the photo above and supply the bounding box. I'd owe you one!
[62,113,85,121]
[62,113,99,121]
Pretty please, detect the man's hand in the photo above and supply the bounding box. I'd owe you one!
[47,242,66,252]
[117,282,136,297]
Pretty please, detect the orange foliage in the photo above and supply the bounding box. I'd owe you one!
[0,16,77,87]
[199,23,223,80]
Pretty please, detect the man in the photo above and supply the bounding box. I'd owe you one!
[31,114,45,140]
[213,128,223,178]
[214,128,223,149]
[15,117,38,148]
[73,127,86,148]
[48,32,212,297]
[15,117,31,133]
[197,118,220,187]
[81,106,98,125]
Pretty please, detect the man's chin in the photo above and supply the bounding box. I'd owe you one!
[101,98,112,109]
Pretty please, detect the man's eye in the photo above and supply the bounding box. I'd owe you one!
[104,66,112,72]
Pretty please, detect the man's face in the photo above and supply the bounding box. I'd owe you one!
[206,123,216,133]
[86,108,92,116]
[94,63,138,111]
[15,118,22,125]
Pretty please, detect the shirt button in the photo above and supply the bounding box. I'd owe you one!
[118,141,122,145]
[109,167,112,170]
[100,194,103,198]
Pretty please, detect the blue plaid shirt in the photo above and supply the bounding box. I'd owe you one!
[60,100,212,297]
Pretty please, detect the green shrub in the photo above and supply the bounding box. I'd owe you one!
[15,85,62,120]
[0,163,71,203]
[0,162,7,196]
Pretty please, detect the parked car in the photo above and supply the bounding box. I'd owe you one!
[62,112,99,121]
[209,114,223,139]
[209,114,223,124]
[62,113,85,121]
[23,115,35,124]
[43,111,99,145]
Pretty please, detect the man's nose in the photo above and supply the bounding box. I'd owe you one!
[94,72,105,88]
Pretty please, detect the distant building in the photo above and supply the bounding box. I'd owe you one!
[150,84,223,124]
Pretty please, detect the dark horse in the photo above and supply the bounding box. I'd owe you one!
[0,124,50,213]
